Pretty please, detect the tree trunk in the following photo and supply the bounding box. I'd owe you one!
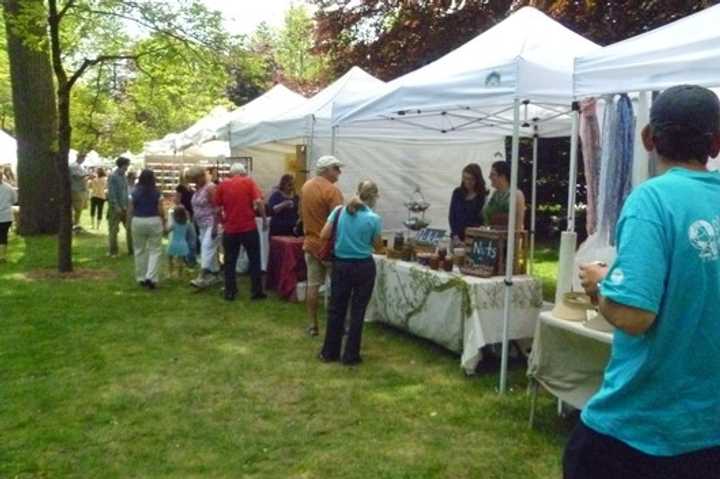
[55,90,72,272]
[3,0,60,235]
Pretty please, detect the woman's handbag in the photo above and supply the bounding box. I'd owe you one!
[318,207,343,261]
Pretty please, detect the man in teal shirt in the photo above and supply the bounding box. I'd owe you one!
[566,85,720,478]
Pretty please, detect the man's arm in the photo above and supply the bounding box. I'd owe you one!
[580,263,658,336]
[599,297,656,336]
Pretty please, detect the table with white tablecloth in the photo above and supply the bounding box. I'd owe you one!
[527,311,613,426]
[365,256,543,373]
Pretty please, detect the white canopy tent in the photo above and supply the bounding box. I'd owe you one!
[333,6,600,392]
[223,67,386,193]
[0,130,17,171]
[226,68,508,231]
[206,84,307,146]
[574,4,720,98]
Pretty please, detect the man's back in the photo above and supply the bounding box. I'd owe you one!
[583,167,720,455]
[301,176,343,257]
[69,162,87,193]
[107,170,128,209]
[215,176,262,234]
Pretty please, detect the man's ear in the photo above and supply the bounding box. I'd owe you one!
[641,124,655,153]
[708,130,720,159]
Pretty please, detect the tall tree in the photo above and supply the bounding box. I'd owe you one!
[3,0,60,235]
[3,0,231,271]
[44,0,227,272]
[513,0,720,46]
[275,4,327,94]
[0,20,14,132]
[312,0,512,80]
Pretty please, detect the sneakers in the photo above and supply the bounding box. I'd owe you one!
[251,292,267,301]
[191,271,222,288]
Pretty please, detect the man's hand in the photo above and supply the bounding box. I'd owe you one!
[579,262,608,302]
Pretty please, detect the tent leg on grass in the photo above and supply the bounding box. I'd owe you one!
[499,98,521,394]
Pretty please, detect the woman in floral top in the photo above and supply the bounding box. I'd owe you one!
[189,166,221,288]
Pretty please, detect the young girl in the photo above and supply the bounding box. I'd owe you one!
[167,205,191,278]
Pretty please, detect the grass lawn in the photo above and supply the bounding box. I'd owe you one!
[1,221,571,478]
[531,240,561,302]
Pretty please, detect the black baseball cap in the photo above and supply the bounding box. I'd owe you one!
[650,85,720,135]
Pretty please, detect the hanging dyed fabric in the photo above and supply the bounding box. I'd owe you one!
[600,94,635,244]
[596,95,616,237]
[580,98,601,235]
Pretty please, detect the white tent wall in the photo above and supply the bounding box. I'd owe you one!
[230,142,296,195]
[311,137,506,232]
[0,130,17,171]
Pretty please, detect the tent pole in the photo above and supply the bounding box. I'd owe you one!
[567,103,580,233]
[331,126,337,156]
[500,98,521,395]
[529,126,539,275]
[306,115,316,175]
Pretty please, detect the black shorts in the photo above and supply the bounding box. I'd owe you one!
[564,420,720,479]
[0,221,10,244]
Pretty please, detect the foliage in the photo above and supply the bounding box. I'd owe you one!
[1,225,570,477]
[313,0,720,82]
[0,16,14,132]
[225,34,274,107]
[312,0,513,80]
[274,4,327,94]
[514,0,720,46]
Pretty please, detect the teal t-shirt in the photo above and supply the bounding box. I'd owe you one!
[582,167,720,456]
[329,205,382,260]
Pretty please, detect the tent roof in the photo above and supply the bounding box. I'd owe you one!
[332,7,599,138]
[574,5,720,97]
[213,84,306,144]
[228,67,385,148]
[174,105,231,150]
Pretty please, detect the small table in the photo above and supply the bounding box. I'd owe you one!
[527,311,613,426]
[266,236,306,300]
[365,256,543,373]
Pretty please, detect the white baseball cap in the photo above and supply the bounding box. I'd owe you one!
[229,163,247,176]
[315,155,344,172]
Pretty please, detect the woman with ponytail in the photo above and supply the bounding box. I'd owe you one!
[318,180,382,365]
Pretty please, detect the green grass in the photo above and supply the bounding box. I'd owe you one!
[1,221,570,478]
[531,240,560,302]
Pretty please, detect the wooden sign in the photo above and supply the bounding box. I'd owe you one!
[461,227,527,277]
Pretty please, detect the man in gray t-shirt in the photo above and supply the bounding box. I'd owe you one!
[69,153,88,230]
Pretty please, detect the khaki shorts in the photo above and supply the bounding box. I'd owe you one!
[71,191,88,213]
[305,253,331,288]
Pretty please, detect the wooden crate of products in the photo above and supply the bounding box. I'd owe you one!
[460,228,527,277]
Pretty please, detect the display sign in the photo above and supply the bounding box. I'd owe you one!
[415,228,446,247]
[467,237,498,269]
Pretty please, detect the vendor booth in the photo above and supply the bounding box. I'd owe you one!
[528,3,720,420]
[223,67,386,195]
[332,7,600,390]
[0,130,17,183]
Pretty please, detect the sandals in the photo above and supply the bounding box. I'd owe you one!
[306,325,319,337]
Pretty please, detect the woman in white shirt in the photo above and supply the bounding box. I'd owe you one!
[0,168,18,262]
